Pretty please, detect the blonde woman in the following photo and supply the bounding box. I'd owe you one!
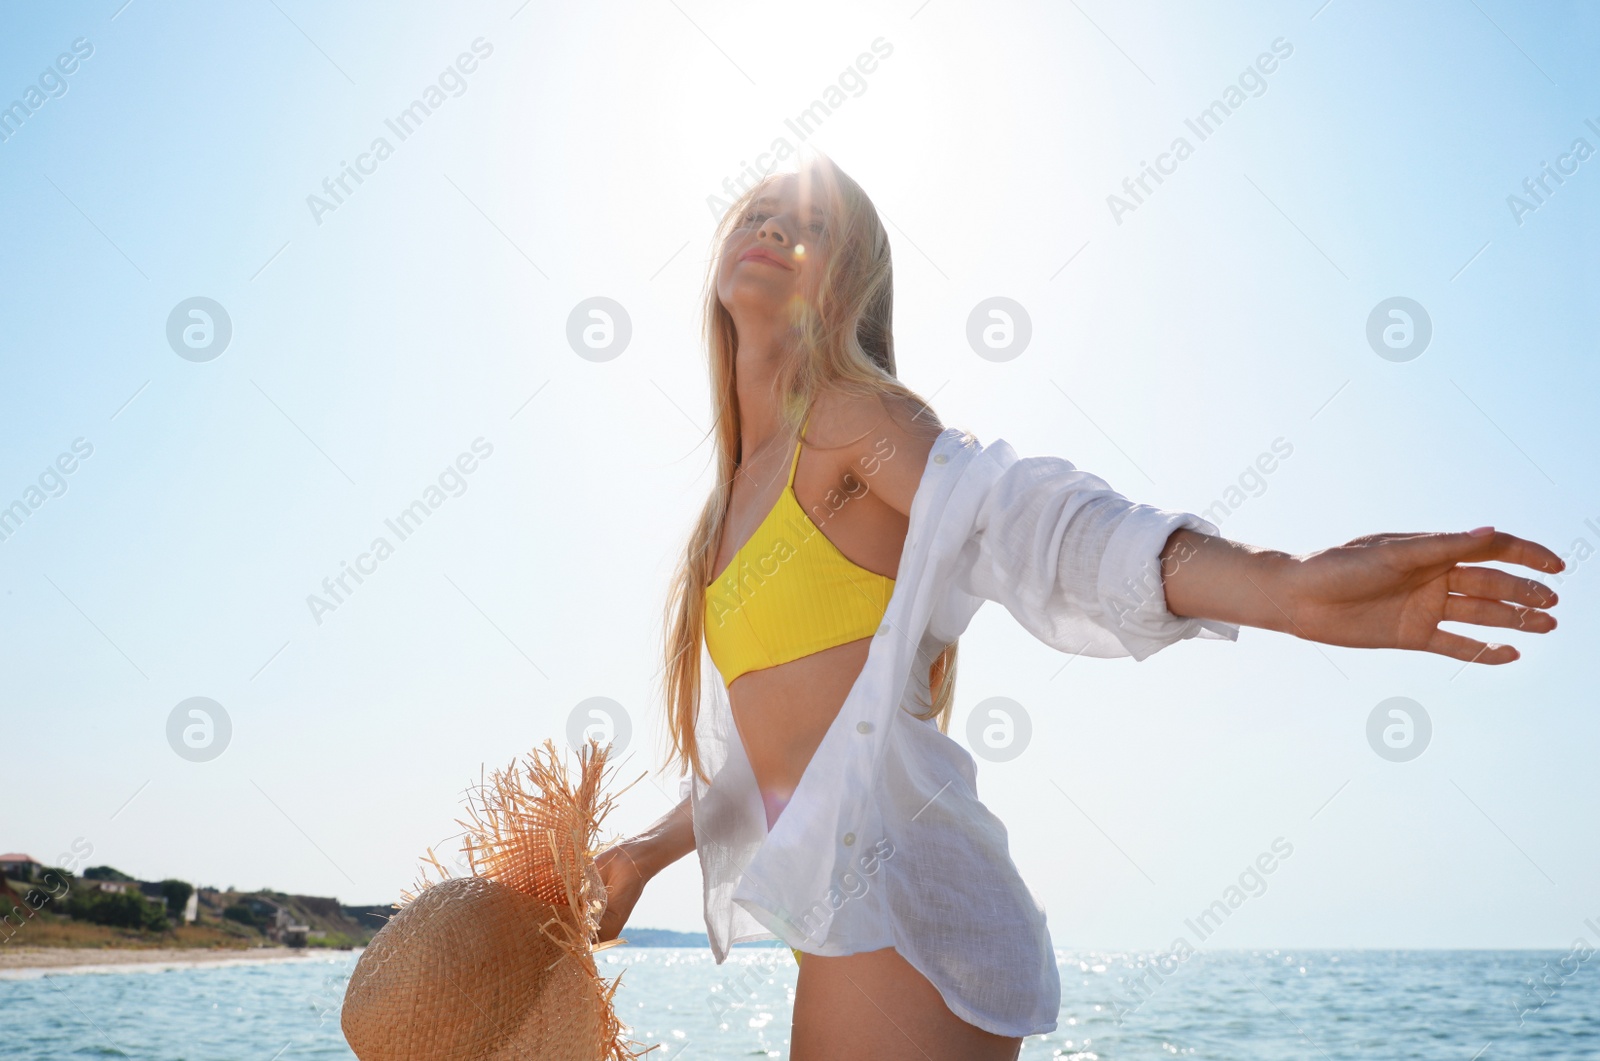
[596,151,1563,1060]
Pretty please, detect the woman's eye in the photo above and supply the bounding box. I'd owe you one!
[736,210,823,237]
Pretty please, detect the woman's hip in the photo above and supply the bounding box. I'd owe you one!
[790,946,1021,1061]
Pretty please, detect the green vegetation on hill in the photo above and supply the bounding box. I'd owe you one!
[4,865,730,952]
[160,879,194,918]
[64,885,170,931]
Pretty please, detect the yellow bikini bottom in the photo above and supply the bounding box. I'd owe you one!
[791,947,803,965]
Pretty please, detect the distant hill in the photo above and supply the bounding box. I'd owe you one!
[616,927,785,949]
[339,904,397,932]
[198,889,380,947]
[3,861,781,953]
[616,927,708,947]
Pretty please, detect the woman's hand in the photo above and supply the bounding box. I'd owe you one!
[595,843,648,943]
[1278,527,1563,664]
[592,794,698,943]
[1162,526,1565,665]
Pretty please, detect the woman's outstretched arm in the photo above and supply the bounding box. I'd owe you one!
[595,794,696,942]
[1158,526,1564,665]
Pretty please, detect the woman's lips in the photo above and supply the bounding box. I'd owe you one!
[739,248,792,269]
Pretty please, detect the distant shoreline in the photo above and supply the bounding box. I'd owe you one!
[0,934,749,978]
[0,946,340,978]
[3,942,1582,982]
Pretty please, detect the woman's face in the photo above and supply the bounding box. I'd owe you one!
[716,176,831,322]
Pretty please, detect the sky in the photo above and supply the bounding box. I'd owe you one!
[1,0,1596,951]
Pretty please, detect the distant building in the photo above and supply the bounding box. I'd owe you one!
[236,897,293,942]
[0,854,41,880]
[94,880,132,894]
[243,899,313,946]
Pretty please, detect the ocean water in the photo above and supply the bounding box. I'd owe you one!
[1,947,1596,1059]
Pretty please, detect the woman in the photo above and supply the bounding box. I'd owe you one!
[595,151,1563,1060]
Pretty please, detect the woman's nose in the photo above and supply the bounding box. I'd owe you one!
[756,214,790,245]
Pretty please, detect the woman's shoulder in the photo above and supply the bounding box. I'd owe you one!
[807,388,949,517]
[807,388,946,455]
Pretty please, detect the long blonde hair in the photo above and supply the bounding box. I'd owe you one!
[659,149,958,783]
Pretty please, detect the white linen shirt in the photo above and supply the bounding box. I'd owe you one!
[684,425,1240,1037]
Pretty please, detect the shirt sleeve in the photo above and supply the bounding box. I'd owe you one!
[954,453,1240,660]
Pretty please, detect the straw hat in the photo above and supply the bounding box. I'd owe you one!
[341,739,648,1060]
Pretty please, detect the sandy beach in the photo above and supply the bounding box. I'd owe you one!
[0,946,341,979]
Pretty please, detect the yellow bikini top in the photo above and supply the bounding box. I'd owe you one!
[703,414,896,688]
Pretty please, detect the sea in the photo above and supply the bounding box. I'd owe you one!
[1,947,1596,1059]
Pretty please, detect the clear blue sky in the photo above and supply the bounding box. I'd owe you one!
[2,0,1595,949]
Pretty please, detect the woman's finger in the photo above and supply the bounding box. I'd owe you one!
[1379,529,1567,575]
[1425,627,1520,665]
[1441,593,1557,633]
[1480,531,1568,574]
[1446,566,1560,608]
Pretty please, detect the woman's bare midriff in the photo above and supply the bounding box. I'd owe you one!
[727,635,874,827]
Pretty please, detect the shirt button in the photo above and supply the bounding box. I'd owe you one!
[933,452,948,465]
[842,832,856,846]
[856,721,873,734]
